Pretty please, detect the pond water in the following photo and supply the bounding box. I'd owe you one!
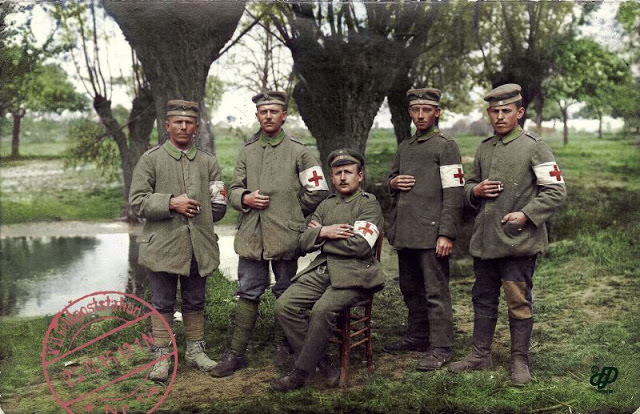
[0,222,317,318]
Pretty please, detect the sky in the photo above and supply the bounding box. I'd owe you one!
[13,1,627,132]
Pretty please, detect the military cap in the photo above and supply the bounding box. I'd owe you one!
[327,148,365,168]
[252,90,288,107]
[484,83,522,107]
[166,99,199,118]
[407,88,441,107]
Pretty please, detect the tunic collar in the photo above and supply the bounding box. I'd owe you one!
[259,129,286,147]
[338,189,362,204]
[497,125,523,145]
[163,141,197,160]
[411,126,439,143]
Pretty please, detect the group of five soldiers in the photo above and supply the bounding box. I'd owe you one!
[129,83,566,392]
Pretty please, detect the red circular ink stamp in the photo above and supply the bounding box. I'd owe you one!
[41,291,177,413]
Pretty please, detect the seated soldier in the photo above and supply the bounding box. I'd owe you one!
[270,148,384,392]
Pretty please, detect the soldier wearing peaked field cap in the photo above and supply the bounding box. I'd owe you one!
[327,148,365,168]
[165,99,200,117]
[406,87,442,107]
[252,90,288,107]
[129,99,227,381]
[449,83,567,386]
[483,83,522,107]
[271,148,384,392]
[383,86,464,373]
[212,90,329,378]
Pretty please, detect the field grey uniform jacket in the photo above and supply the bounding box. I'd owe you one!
[294,191,384,291]
[386,126,464,249]
[229,129,328,261]
[129,141,227,276]
[464,126,567,259]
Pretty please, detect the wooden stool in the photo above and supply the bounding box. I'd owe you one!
[329,232,383,387]
[330,294,375,387]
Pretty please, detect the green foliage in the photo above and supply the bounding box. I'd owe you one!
[472,1,580,112]
[616,2,640,65]
[206,75,225,112]
[64,118,121,182]
[28,63,88,113]
[0,187,122,224]
[546,38,629,105]
[610,77,640,132]
[0,20,86,116]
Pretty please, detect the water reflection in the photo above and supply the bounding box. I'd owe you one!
[0,234,142,317]
[0,228,317,318]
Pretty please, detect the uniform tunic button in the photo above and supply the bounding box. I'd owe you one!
[430,221,436,225]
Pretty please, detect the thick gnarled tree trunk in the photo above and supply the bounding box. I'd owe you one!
[290,36,401,167]
[103,1,245,146]
[93,90,156,221]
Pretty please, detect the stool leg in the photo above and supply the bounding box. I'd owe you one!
[365,299,375,372]
[339,308,351,387]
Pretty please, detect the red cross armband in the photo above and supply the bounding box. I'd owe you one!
[298,166,329,191]
[533,162,564,185]
[439,164,465,188]
[353,220,380,248]
[209,181,227,205]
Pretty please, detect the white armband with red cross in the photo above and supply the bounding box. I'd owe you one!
[209,181,227,205]
[299,166,329,191]
[439,164,465,188]
[533,162,564,185]
[353,220,379,248]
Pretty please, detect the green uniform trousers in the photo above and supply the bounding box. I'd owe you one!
[398,248,453,348]
[274,265,369,373]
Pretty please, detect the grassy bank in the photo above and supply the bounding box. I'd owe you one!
[1,120,639,413]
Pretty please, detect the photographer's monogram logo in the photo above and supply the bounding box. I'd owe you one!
[590,366,618,392]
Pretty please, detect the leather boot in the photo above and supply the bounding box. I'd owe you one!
[210,298,258,377]
[149,312,173,382]
[510,318,533,386]
[210,349,248,378]
[183,311,217,372]
[416,347,452,371]
[270,368,309,392]
[448,317,496,373]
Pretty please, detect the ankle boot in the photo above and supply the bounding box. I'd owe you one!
[510,318,533,385]
[448,316,496,373]
[210,298,258,377]
[270,368,309,392]
[183,311,217,372]
[149,312,173,382]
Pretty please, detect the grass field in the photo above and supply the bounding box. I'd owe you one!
[1,117,639,413]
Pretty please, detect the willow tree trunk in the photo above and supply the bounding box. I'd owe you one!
[103,1,245,146]
[93,87,156,221]
[197,98,215,154]
[561,105,569,146]
[387,67,415,146]
[290,36,401,168]
[10,109,25,158]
